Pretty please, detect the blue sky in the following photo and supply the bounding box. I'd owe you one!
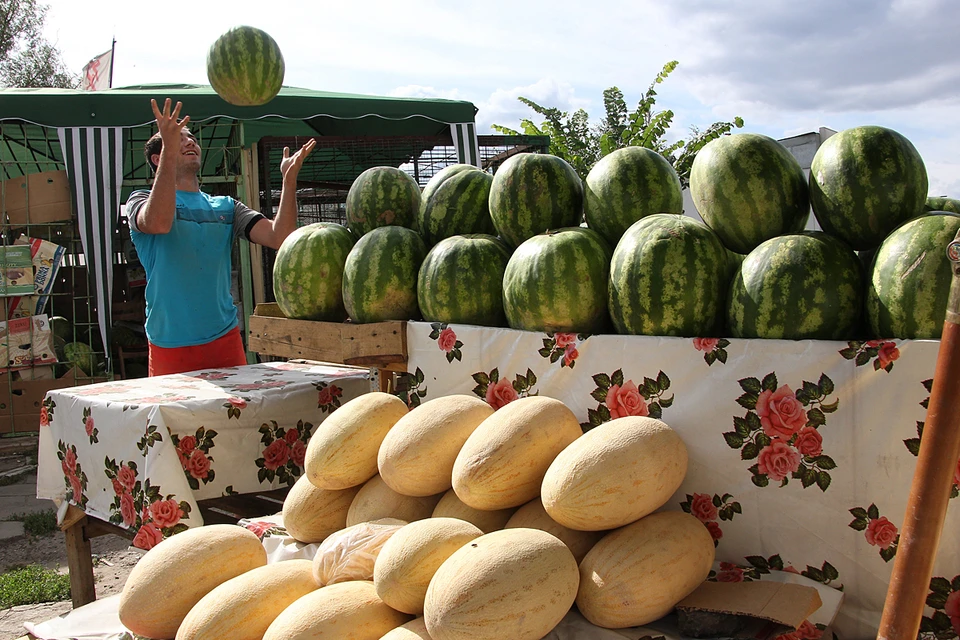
[41,0,960,195]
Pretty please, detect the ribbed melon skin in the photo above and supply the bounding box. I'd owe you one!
[424,528,579,640]
[503,227,612,334]
[609,214,728,337]
[727,231,864,340]
[346,166,421,236]
[810,125,928,251]
[867,212,960,339]
[690,133,809,254]
[489,153,584,248]
[577,511,715,628]
[273,222,355,321]
[419,169,495,246]
[925,196,960,214]
[417,234,511,327]
[343,226,427,323]
[584,147,683,247]
[206,26,284,106]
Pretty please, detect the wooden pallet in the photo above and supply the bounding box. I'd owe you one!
[61,487,290,608]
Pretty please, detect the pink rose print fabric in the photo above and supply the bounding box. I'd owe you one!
[680,493,742,547]
[839,339,900,372]
[104,455,191,550]
[57,441,88,508]
[255,419,314,485]
[471,367,537,410]
[429,323,464,363]
[920,575,960,638]
[904,378,959,500]
[849,504,900,562]
[396,367,428,409]
[582,368,673,431]
[723,372,838,491]
[539,332,587,369]
[693,337,731,366]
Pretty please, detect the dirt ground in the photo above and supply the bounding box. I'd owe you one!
[0,519,143,639]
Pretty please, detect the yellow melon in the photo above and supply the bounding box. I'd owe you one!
[431,489,515,533]
[380,617,432,639]
[305,392,409,490]
[282,475,363,543]
[505,499,603,563]
[262,580,412,640]
[577,511,715,628]
[176,559,317,640]
[424,528,579,640]
[541,416,688,531]
[313,518,407,586]
[346,475,443,527]
[451,396,581,510]
[378,395,494,497]
[119,524,267,639]
[374,517,483,614]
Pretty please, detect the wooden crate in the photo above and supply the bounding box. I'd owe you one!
[247,303,408,371]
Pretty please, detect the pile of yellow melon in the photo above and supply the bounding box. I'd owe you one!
[118,392,715,640]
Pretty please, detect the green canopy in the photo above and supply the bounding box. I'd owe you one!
[0,83,478,141]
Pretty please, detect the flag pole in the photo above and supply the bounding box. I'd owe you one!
[108,38,116,88]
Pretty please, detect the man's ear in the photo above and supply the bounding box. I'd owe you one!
[151,153,161,170]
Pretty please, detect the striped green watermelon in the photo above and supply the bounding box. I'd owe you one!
[810,126,928,251]
[272,223,355,321]
[207,26,284,106]
[418,168,495,246]
[866,212,960,339]
[584,147,683,247]
[417,234,511,327]
[502,227,611,333]
[690,133,809,254]
[342,226,427,323]
[489,153,583,248]
[421,164,476,207]
[609,214,728,336]
[925,196,960,214]
[727,231,864,340]
[345,166,421,237]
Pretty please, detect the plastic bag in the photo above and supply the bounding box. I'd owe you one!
[312,518,406,586]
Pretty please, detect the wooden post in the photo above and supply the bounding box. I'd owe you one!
[877,232,960,640]
[63,516,97,608]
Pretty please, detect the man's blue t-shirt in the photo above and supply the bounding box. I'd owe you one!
[126,190,264,348]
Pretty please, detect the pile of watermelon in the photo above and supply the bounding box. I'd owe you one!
[273,125,958,342]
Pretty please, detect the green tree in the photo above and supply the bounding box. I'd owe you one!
[491,61,744,187]
[0,0,77,88]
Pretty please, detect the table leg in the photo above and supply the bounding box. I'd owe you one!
[63,515,97,608]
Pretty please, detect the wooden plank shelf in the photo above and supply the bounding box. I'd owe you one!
[247,303,408,371]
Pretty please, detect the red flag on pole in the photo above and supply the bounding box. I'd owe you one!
[81,48,113,91]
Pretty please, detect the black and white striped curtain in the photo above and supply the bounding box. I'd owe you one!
[450,123,480,168]
[56,126,124,365]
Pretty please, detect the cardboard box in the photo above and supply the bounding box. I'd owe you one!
[0,245,35,296]
[0,366,103,434]
[1,170,74,226]
[675,581,823,639]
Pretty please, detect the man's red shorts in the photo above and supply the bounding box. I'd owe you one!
[148,325,247,376]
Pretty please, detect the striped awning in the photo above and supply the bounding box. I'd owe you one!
[57,126,124,366]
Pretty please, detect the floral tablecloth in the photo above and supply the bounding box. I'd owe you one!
[400,321,960,640]
[36,361,371,550]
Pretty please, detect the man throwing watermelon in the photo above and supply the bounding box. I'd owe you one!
[125,98,316,376]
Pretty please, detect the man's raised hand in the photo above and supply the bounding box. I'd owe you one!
[280,138,317,180]
[150,98,190,145]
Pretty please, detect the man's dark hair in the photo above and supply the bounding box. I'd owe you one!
[144,132,163,172]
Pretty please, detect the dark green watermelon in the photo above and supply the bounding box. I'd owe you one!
[417,234,511,327]
[584,147,683,247]
[502,227,611,333]
[345,166,421,237]
[727,231,864,340]
[207,26,284,106]
[690,133,809,254]
[609,214,728,337]
[810,126,928,251]
[866,212,960,339]
[342,226,427,323]
[489,153,583,248]
[273,223,355,321]
[925,196,960,214]
[418,168,495,247]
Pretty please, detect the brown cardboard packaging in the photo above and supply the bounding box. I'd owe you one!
[1,170,74,226]
[675,581,823,639]
[0,365,105,434]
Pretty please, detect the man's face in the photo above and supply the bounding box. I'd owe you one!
[179,129,201,172]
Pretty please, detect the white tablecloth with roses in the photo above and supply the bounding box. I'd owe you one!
[35,361,370,551]
[400,321,960,640]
